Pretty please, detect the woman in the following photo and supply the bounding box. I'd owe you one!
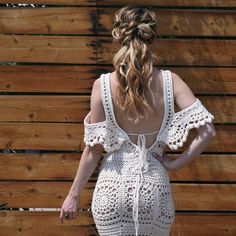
[59,5,216,236]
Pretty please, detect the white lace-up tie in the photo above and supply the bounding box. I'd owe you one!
[131,134,149,236]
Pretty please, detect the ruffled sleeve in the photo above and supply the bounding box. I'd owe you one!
[83,111,126,152]
[160,98,215,150]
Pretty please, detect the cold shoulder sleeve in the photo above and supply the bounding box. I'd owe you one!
[83,111,126,152]
[161,98,215,150]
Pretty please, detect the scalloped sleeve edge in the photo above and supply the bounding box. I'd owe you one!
[83,111,126,152]
[161,99,215,150]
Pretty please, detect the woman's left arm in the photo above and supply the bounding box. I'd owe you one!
[68,144,103,200]
[155,122,216,171]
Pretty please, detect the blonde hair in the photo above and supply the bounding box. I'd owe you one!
[111,5,159,124]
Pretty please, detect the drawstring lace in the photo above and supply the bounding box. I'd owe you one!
[131,134,149,236]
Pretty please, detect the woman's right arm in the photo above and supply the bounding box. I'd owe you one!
[167,72,216,171]
[170,122,216,171]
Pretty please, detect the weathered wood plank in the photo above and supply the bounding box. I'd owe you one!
[0,124,230,152]
[0,35,97,64]
[169,154,236,181]
[0,96,90,122]
[171,213,236,236]
[0,0,235,7]
[97,0,236,7]
[0,7,97,34]
[0,95,233,122]
[98,8,236,36]
[0,0,96,6]
[0,211,235,236]
[0,181,235,210]
[0,65,98,93]
[98,37,236,66]
[0,153,235,181]
[1,35,236,66]
[0,125,233,152]
[169,67,236,95]
[0,66,235,94]
[0,211,97,236]
[1,8,236,36]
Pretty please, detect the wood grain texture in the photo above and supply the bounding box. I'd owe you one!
[0,0,235,7]
[0,125,233,152]
[0,66,235,94]
[98,8,236,36]
[170,213,236,236]
[0,7,97,34]
[97,0,236,7]
[98,37,236,66]
[0,35,97,64]
[0,211,97,236]
[0,153,235,181]
[0,0,96,5]
[0,211,235,236]
[1,8,236,36]
[0,95,233,122]
[0,66,98,93]
[1,35,235,65]
[0,181,235,210]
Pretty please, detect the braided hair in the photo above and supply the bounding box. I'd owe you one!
[111,5,159,124]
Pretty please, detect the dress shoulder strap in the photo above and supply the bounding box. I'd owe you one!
[157,69,174,132]
[165,69,175,115]
[100,73,114,124]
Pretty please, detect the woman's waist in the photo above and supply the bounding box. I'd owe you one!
[99,153,170,183]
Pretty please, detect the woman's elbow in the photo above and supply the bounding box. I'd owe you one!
[208,122,216,137]
[197,122,216,138]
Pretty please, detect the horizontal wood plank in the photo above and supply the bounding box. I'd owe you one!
[0,66,235,94]
[0,7,97,35]
[0,0,235,7]
[97,0,236,7]
[0,125,233,152]
[98,8,236,36]
[0,211,235,236]
[0,35,97,64]
[1,8,236,36]
[98,37,236,66]
[0,65,97,93]
[1,35,236,66]
[171,213,236,236]
[169,154,236,181]
[0,211,97,236]
[0,153,235,181]
[0,95,232,123]
[0,0,96,6]
[0,181,235,210]
[0,95,90,122]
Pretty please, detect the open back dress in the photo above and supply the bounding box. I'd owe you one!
[83,70,215,236]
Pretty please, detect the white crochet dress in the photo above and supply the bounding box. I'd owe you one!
[83,70,214,236]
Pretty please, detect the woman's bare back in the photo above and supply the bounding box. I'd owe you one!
[109,67,165,149]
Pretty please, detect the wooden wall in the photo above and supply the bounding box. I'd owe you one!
[0,1,235,235]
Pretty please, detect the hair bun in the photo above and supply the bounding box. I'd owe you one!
[112,6,157,45]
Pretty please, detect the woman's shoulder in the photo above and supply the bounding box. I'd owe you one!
[169,70,197,111]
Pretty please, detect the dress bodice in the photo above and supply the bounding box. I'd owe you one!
[84,69,214,153]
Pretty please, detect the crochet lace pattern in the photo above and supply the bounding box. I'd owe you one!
[83,70,215,236]
[159,98,214,150]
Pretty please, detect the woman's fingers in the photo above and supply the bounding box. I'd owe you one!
[60,209,77,223]
[60,208,65,224]
[59,196,79,223]
[152,152,164,164]
[69,211,74,220]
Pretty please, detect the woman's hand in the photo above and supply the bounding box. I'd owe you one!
[59,195,79,224]
[152,152,176,171]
